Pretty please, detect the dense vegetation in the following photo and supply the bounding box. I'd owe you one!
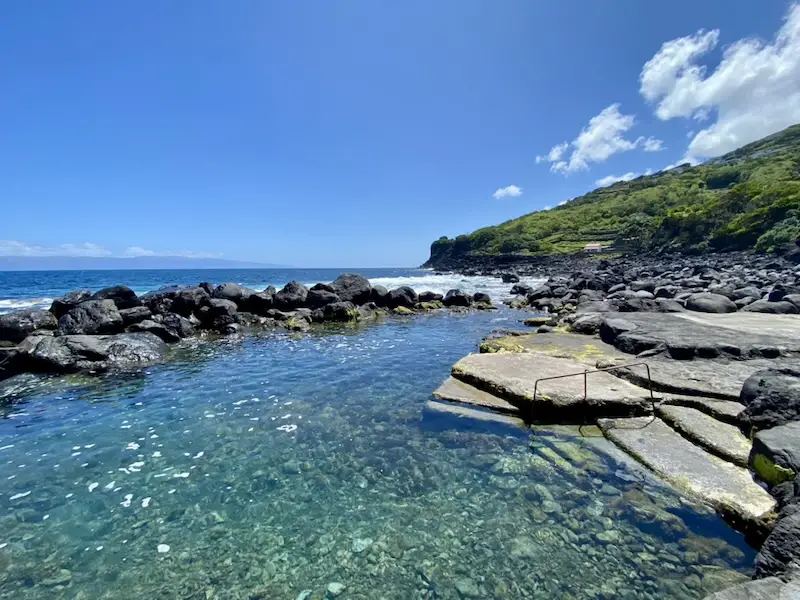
[427,124,800,266]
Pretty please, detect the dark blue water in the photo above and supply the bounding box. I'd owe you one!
[0,270,754,599]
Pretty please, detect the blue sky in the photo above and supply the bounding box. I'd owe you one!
[1,1,798,267]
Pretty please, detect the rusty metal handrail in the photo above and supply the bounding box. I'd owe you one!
[532,362,656,409]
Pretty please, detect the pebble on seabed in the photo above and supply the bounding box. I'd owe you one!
[157,544,170,554]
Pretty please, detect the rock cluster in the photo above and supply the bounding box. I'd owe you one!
[0,274,492,379]
[505,252,800,319]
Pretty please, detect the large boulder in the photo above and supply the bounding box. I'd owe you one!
[119,306,152,326]
[599,317,638,345]
[754,511,800,578]
[322,301,357,321]
[331,274,371,305]
[742,300,799,315]
[388,286,417,309]
[751,421,800,486]
[686,293,737,313]
[243,291,274,315]
[419,291,444,303]
[370,285,390,307]
[90,285,141,309]
[306,289,341,309]
[154,313,195,338]
[58,300,124,335]
[741,369,800,432]
[501,272,519,283]
[443,289,471,307]
[472,292,492,306]
[197,299,238,330]
[129,319,181,343]
[0,310,58,343]
[49,290,92,318]
[171,287,211,317]
[510,283,534,296]
[274,281,309,311]
[16,332,167,373]
[140,286,181,315]
[212,283,255,307]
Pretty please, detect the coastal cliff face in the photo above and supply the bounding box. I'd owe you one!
[425,124,800,271]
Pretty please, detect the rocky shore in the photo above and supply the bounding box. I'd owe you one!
[431,250,800,598]
[0,274,492,381]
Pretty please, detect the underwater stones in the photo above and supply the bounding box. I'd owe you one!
[352,537,373,553]
[702,577,795,600]
[595,530,621,544]
[40,568,72,587]
[326,582,346,597]
[599,417,776,529]
[0,309,58,343]
[509,536,538,559]
[454,578,481,598]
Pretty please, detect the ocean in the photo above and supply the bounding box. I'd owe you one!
[0,269,754,599]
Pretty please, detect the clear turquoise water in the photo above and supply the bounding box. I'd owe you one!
[0,270,755,599]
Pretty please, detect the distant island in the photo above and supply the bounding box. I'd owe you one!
[0,256,285,271]
[426,123,800,270]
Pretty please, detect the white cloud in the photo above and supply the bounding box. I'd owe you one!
[492,184,523,199]
[0,240,220,259]
[536,142,569,164]
[543,205,552,210]
[124,246,156,257]
[640,3,800,159]
[557,199,569,206]
[0,240,112,257]
[537,104,664,174]
[640,137,664,152]
[595,172,640,187]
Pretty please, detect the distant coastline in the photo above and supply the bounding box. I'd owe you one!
[0,256,287,271]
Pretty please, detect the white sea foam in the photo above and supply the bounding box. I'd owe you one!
[366,273,543,302]
[0,298,54,314]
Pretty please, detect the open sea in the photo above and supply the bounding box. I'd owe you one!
[0,269,755,599]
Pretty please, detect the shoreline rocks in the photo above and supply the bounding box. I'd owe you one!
[0,274,494,381]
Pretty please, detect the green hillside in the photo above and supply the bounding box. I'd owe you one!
[427,124,800,266]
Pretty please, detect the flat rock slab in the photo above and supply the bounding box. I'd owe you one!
[661,395,745,425]
[656,404,751,467]
[610,312,800,358]
[425,400,526,428]
[451,352,652,422]
[480,332,626,366]
[599,417,775,528]
[433,376,519,414]
[603,356,800,400]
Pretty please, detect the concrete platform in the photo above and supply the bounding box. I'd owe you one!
[599,417,776,529]
[425,400,526,428]
[656,404,751,467]
[451,352,652,422]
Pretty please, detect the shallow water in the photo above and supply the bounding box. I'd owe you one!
[0,309,754,599]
